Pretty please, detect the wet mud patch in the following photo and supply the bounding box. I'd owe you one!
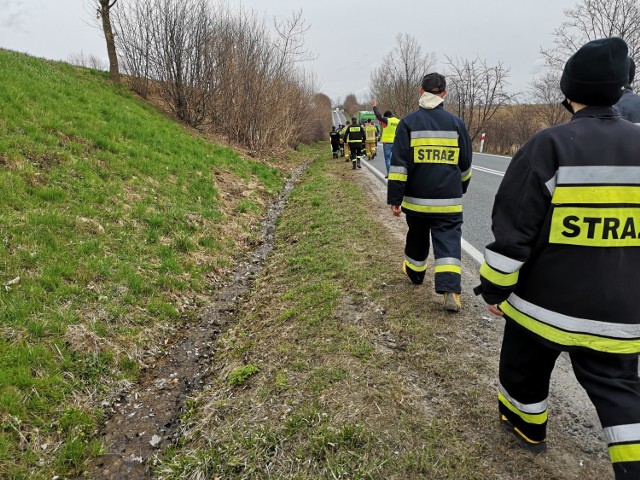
[80,163,308,479]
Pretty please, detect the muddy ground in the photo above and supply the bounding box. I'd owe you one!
[80,165,307,479]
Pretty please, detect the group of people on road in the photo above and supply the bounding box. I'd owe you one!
[329,118,381,170]
[337,35,640,480]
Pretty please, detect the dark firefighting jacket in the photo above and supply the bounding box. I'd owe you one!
[344,124,365,144]
[477,106,640,356]
[615,87,640,123]
[387,93,472,216]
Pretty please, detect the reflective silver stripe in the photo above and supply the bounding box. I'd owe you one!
[499,382,547,414]
[411,130,459,139]
[604,424,640,445]
[545,171,557,196]
[484,248,524,274]
[509,294,640,339]
[390,166,408,175]
[405,255,427,267]
[403,196,462,206]
[557,166,640,185]
[460,166,472,178]
[435,257,461,266]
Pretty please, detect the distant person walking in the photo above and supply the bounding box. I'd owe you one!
[344,117,366,169]
[364,119,378,159]
[329,126,341,158]
[388,73,472,312]
[475,37,640,480]
[372,99,400,178]
[615,58,640,123]
[341,121,351,161]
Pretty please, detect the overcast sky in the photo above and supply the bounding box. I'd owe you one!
[0,0,578,102]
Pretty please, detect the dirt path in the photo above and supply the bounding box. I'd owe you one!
[81,164,308,479]
[354,163,610,476]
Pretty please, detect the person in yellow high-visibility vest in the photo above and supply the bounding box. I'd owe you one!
[372,99,400,178]
[364,119,378,159]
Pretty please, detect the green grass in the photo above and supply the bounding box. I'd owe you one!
[155,149,484,479]
[154,148,609,480]
[0,49,288,478]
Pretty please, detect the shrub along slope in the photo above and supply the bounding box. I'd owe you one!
[0,49,289,478]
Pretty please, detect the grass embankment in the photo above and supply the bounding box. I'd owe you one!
[155,156,537,479]
[0,49,292,478]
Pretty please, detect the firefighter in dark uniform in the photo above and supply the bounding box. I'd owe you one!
[344,116,366,169]
[475,37,640,479]
[329,126,341,158]
[615,58,640,123]
[388,73,472,312]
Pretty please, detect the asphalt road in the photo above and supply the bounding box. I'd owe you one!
[361,145,512,263]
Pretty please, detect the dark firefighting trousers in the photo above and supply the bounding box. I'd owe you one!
[349,142,363,165]
[403,214,462,293]
[499,321,640,479]
[331,140,340,156]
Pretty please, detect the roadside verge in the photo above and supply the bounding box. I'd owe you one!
[154,148,610,479]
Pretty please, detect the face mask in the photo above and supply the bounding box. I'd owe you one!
[561,98,574,114]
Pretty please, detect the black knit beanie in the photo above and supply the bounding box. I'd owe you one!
[629,57,636,85]
[560,37,630,106]
[421,73,446,94]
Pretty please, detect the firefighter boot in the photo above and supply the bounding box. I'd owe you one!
[357,158,361,169]
[500,415,547,453]
[352,160,357,170]
[443,292,461,312]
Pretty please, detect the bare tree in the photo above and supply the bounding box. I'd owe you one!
[444,56,513,142]
[542,0,640,77]
[68,51,107,71]
[111,0,155,97]
[95,0,120,82]
[528,70,571,127]
[370,34,436,117]
[342,93,365,117]
[113,0,324,151]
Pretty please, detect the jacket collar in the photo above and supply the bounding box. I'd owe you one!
[572,105,620,120]
[419,92,444,110]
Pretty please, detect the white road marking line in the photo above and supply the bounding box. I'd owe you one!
[473,165,505,177]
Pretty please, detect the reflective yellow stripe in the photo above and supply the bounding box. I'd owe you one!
[410,138,459,147]
[401,201,462,214]
[552,186,640,204]
[500,301,640,354]
[498,391,548,425]
[404,258,427,272]
[610,444,640,463]
[550,207,640,247]
[461,170,472,182]
[435,265,461,274]
[480,262,519,287]
[388,173,407,182]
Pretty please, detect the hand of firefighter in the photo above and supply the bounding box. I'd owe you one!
[488,304,504,316]
[390,205,402,217]
[371,98,377,108]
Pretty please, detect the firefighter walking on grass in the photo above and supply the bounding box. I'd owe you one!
[388,73,472,312]
[344,117,366,170]
[475,37,640,480]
